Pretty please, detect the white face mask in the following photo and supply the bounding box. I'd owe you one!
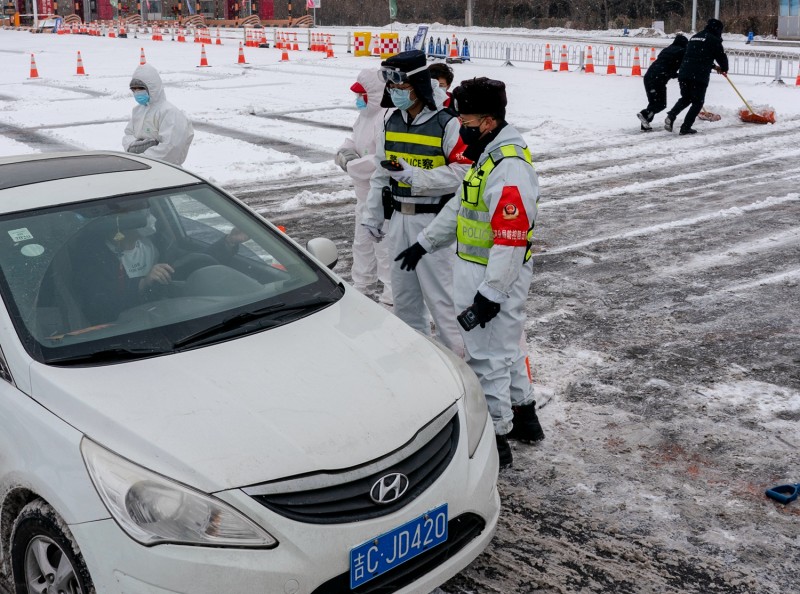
[118,238,156,278]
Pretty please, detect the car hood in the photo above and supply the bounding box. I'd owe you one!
[28,291,462,493]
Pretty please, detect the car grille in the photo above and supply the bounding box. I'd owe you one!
[247,410,460,524]
[310,513,486,594]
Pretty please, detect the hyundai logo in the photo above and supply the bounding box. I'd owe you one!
[370,473,410,504]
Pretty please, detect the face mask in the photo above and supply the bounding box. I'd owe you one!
[433,85,447,107]
[459,124,484,146]
[133,91,150,106]
[118,239,156,278]
[355,96,367,110]
[389,88,415,111]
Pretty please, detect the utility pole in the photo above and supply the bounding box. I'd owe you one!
[465,0,472,27]
[691,0,697,32]
[714,0,719,19]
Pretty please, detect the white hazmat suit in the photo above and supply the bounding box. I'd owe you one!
[363,81,470,357]
[418,124,539,434]
[123,64,194,166]
[335,69,393,305]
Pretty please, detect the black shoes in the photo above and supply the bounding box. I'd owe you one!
[679,128,697,135]
[508,403,545,443]
[495,434,513,468]
[664,115,674,132]
[637,111,652,131]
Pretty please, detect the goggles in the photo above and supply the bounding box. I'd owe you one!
[380,64,428,84]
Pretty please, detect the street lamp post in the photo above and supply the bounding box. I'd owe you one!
[691,0,697,32]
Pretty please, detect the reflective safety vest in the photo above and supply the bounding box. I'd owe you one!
[384,109,456,198]
[457,144,534,266]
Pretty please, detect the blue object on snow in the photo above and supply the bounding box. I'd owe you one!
[766,483,800,504]
[461,38,471,61]
[746,31,754,44]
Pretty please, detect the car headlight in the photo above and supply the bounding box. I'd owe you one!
[425,338,489,458]
[81,438,277,548]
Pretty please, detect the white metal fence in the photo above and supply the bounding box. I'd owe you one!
[465,39,800,81]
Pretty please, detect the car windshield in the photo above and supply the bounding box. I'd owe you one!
[0,183,342,365]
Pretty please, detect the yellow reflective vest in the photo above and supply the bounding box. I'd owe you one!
[456,144,534,266]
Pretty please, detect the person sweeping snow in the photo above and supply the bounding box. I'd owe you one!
[637,34,688,131]
[664,19,729,136]
[123,64,194,165]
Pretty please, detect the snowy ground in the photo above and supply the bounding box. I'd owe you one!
[1,26,799,594]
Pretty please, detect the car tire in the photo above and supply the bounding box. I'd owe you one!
[11,500,95,594]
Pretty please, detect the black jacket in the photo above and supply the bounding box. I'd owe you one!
[677,28,728,86]
[644,40,687,86]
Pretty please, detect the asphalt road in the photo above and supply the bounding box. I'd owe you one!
[241,117,800,593]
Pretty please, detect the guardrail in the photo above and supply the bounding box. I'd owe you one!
[466,39,799,80]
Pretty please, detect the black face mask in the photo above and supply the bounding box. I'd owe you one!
[459,125,483,146]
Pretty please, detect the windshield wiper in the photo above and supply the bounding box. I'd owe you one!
[173,295,339,350]
[46,347,168,366]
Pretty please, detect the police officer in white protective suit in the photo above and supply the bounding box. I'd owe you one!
[395,78,544,468]
[123,64,194,166]
[363,50,471,357]
[335,69,393,305]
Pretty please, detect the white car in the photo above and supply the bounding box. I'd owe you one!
[0,152,499,594]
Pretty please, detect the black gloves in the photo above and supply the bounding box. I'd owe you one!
[395,242,427,271]
[457,292,501,331]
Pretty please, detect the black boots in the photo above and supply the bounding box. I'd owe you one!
[679,127,697,135]
[508,403,545,443]
[495,434,513,468]
[637,110,652,131]
[664,114,674,132]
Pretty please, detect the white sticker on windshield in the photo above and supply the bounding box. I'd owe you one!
[8,228,34,243]
[21,244,45,257]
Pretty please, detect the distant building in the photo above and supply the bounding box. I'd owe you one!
[15,0,275,21]
[779,0,800,39]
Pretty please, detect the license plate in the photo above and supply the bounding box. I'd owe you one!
[349,504,448,589]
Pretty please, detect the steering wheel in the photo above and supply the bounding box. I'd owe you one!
[169,252,219,281]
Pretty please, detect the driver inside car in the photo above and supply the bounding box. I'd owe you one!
[73,207,249,326]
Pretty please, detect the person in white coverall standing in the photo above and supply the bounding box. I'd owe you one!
[122,64,194,166]
[396,78,544,468]
[362,50,470,357]
[335,69,393,305]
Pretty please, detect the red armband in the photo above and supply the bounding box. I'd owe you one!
[491,186,530,247]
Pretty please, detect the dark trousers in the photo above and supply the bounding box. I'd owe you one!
[643,79,668,119]
[667,79,708,131]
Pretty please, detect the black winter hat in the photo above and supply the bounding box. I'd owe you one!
[379,50,435,111]
[706,18,724,36]
[452,77,507,120]
[673,34,689,47]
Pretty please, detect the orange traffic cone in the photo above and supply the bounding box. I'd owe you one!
[559,44,568,71]
[237,42,248,64]
[449,34,459,59]
[631,46,642,76]
[260,29,267,47]
[28,53,39,79]
[796,71,800,86]
[75,50,87,76]
[280,47,289,62]
[139,47,146,65]
[543,43,553,71]
[326,38,335,58]
[216,28,222,45]
[607,45,617,75]
[198,44,210,67]
[649,47,656,67]
[292,32,299,51]
[584,45,595,74]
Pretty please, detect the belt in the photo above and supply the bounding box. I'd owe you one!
[392,195,452,215]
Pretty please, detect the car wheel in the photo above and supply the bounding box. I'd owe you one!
[11,500,94,594]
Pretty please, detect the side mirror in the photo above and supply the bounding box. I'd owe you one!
[306,237,338,270]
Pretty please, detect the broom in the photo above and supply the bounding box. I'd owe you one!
[723,73,776,124]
